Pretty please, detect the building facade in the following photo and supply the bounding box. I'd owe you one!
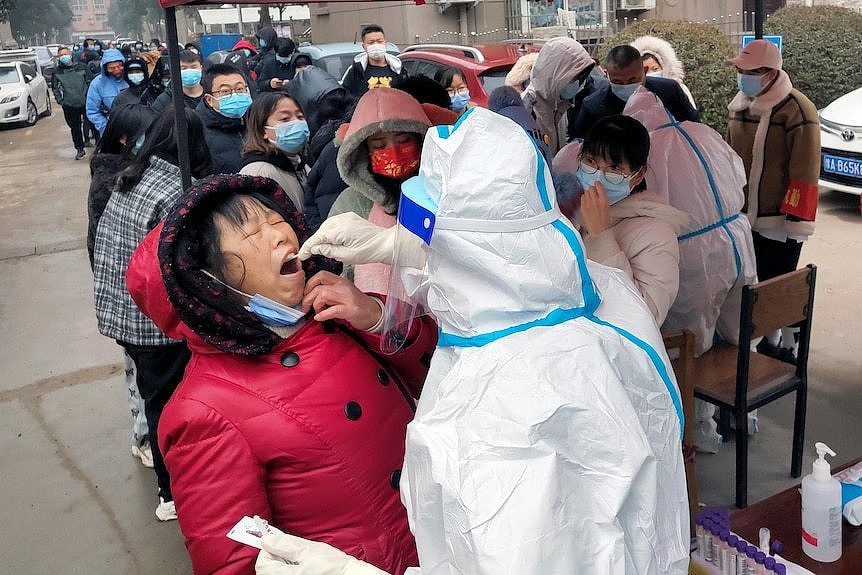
[309,0,751,46]
[70,0,114,43]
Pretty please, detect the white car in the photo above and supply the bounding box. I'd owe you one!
[819,86,862,195]
[0,54,52,127]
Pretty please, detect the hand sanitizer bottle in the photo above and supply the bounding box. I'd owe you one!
[801,442,842,562]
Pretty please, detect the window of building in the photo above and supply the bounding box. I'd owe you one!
[71,0,88,12]
[94,0,105,10]
[72,14,82,22]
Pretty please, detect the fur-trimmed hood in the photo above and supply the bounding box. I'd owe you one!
[336,89,431,212]
[505,52,539,89]
[630,36,685,82]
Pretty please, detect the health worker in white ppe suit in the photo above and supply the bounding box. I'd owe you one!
[622,87,758,451]
[256,106,690,575]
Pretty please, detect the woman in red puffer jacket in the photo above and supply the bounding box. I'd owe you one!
[127,174,436,575]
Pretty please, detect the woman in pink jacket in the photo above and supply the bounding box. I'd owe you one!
[127,174,436,575]
[554,115,688,325]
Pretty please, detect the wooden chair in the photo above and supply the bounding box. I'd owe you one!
[693,264,817,508]
[663,329,698,539]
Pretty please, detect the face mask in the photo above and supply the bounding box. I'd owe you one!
[610,82,640,102]
[646,71,663,78]
[180,68,201,87]
[127,72,145,85]
[366,44,387,60]
[276,55,290,65]
[202,270,305,327]
[560,79,586,102]
[259,38,267,48]
[214,92,252,118]
[370,140,421,180]
[449,90,470,111]
[267,119,309,154]
[242,49,252,58]
[575,165,635,205]
[133,134,145,154]
[59,55,72,66]
[88,45,99,52]
[738,72,765,98]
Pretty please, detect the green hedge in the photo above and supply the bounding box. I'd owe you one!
[766,6,862,109]
[605,20,737,134]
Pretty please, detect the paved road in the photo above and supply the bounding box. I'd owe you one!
[0,105,860,573]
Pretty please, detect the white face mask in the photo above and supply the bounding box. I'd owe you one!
[366,43,387,61]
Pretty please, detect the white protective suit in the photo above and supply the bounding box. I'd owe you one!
[623,88,758,356]
[399,107,689,575]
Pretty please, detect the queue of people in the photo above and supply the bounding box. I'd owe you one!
[81,26,818,574]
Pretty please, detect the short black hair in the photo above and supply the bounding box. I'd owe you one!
[203,62,246,94]
[179,49,203,64]
[275,37,296,58]
[604,45,643,70]
[433,66,465,90]
[361,24,384,41]
[392,75,450,109]
[487,85,523,113]
[581,115,650,190]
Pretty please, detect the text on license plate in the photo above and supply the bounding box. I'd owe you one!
[822,154,862,179]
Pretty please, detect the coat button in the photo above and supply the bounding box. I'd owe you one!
[344,401,362,420]
[280,352,300,367]
[376,369,389,386]
[389,469,401,490]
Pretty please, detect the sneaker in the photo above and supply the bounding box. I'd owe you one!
[75,149,85,160]
[132,441,155,468]
[83,139,94,148]
[155,497,177,521]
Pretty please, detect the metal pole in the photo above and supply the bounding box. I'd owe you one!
[237,4,244,36]
[754,0,764,39]
[164,6,192,191]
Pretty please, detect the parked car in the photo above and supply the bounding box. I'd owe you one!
[297,41,400,83]
[31,45,56,84]
[0,58,52,127]
[399,41,544,108]
[819,86,862,196]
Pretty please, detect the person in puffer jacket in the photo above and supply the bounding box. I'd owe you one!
[126,174,436,575]
[630,35,696,108]
[86,48,128,134]
[554,115,688,325]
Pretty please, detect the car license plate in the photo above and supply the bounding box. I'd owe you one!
[822,154,862,180]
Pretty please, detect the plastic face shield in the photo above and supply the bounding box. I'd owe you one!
[381,176,436,355]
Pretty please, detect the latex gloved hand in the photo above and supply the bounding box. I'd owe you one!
[298,212,426,269]
[255,532,390,575]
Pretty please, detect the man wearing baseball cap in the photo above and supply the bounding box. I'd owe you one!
[726,39,820,364]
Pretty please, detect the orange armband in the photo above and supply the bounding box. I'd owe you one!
[781,180,818,221]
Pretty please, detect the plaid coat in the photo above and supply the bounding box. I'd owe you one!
[93,155,188,345]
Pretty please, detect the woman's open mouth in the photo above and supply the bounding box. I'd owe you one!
[280,254,300,276]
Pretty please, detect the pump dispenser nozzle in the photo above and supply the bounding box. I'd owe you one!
[813,442,837,481]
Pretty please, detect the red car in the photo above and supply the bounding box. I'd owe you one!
[399,41,543,108]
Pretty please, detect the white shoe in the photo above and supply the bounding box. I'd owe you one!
[155,497,177,521]
[132,441,155,468]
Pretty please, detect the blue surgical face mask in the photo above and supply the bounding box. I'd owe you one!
[180,68,202,87]
[646,70,663,78]
[449,90,470,111]
[737,72,764,98]
[202,270,305,327]
[259,38,267,48]
[610,81,640,102]
[59,55,73,66]
[276,54,290,65]
[560,79,585,101]
[133,134,145,154]
[215,92,252,118]
[127,72,145,85]
[242,49,252,58]
[575,165,635,205]
[267,119,309,154]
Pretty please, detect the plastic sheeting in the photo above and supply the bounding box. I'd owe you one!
[623,88,758,355]
[399,107,689,575]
